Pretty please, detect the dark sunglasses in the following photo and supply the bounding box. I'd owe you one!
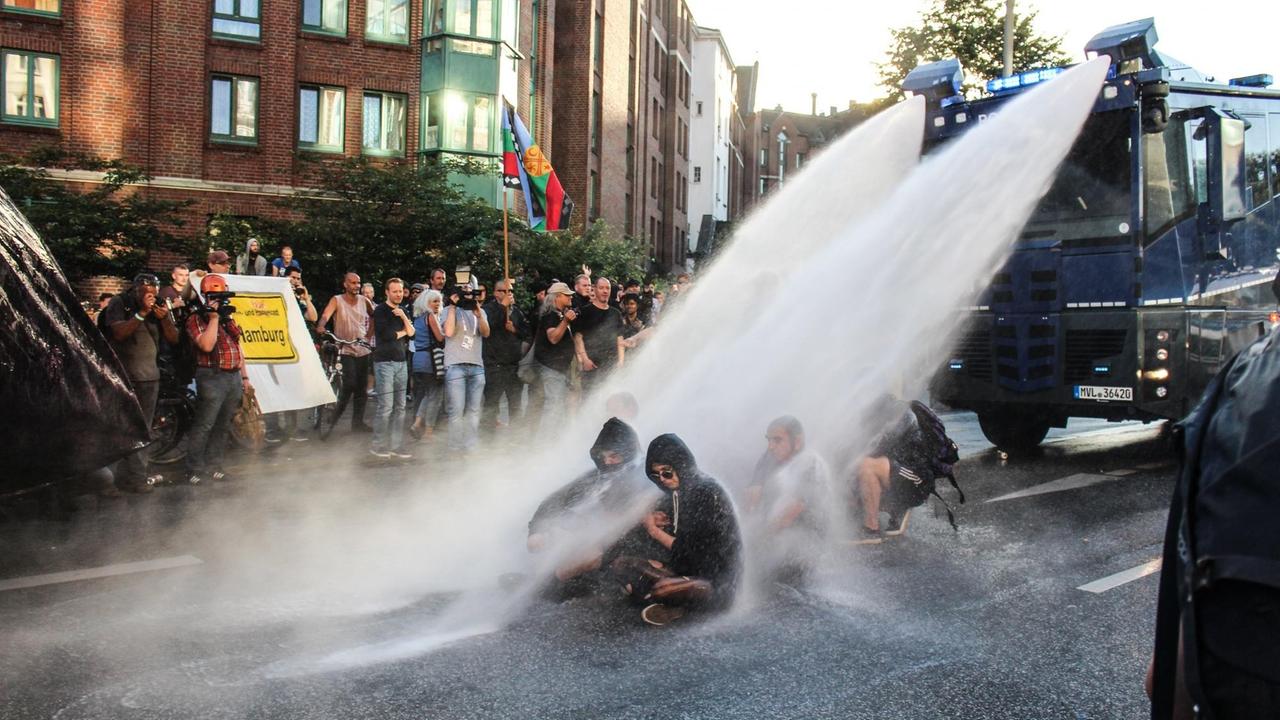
[649,469,676,480]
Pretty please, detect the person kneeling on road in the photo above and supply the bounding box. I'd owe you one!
[745,415,832,583]
[612,434,742,626]
[526,418,654,599]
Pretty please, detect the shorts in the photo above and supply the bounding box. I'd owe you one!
[884,459,930,511]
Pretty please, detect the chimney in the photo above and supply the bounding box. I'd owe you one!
[829,105,837,117]
[810,93,817,116]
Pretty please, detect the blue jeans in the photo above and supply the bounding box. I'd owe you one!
[445,363,486,450]
[536,363,568,443]
[186,368,243,477]
[373,360,407,452]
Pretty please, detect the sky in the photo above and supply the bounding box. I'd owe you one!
[688,0,1278,113]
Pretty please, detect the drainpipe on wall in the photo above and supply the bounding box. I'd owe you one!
[529,0,540,137]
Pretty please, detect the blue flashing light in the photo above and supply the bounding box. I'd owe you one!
[1094,364,1112,375]
[986,66,1067,95]
[949,360,965,370]
[1229,74,1273,88]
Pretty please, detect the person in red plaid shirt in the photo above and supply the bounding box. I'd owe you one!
[183,274,253,485]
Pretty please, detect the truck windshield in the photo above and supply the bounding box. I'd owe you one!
[1143,115,1197,242]
[1023,111,1132,240]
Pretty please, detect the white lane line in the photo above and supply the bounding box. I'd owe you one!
[985,473,1117,503]
[1135,461,1172,471]
[0,555,203,592]
[1102,468,1137,477]
[1078,558,1162,594]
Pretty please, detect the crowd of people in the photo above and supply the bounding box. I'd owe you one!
[85,240,698,493]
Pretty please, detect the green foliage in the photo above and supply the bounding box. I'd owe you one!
[877,0,1072,102]
[0,147,195,282]
[512,218,647,290]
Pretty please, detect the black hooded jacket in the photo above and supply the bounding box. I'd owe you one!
[645,434,742,596]
[528,418,648,535]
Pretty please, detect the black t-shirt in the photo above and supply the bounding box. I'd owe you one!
[534,309,574,373]
[371,303,408,363]
[572,303,623,367]
[99,294,161,383]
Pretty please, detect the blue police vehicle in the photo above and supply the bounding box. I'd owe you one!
[907,18,1280,450]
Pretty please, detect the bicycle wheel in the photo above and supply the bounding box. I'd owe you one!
[318,372,347,441]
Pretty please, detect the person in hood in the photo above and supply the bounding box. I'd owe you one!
[611,434,742,626]
[235,238,269,276]
[527,418,654,597]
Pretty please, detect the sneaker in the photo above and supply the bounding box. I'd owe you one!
[641,603,686,627]
[210,470,232,482]
[186,474,205,486]
[389,448,413,460]
[145,474,164,486]
[850,526,883,545]
[290,432,310,442]
[369,448,391,459]
[264,433,284,446]
[884,509,912,537]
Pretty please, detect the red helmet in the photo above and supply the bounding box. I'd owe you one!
[201,273,229,294]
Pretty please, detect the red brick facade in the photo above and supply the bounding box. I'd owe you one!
[1,0,554,294]
[550,0,691,274]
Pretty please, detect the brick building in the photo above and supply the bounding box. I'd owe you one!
[0,0,553,293]
[550,0,693,274]
[739,100,869,214]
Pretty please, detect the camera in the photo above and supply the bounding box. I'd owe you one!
[293,286,306,298]
[455,285,478,310]
[191,290,238,320]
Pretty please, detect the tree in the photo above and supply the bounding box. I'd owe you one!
[512,218,647,291]
[0,147,196,282]
[877,0,1072,102]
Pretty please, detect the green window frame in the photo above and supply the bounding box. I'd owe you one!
[449,0,496,39]
[1,0,60,18]
[212,0,261,40]
[299,85,346,153]
[423,90,493,153]
[362,91,407,156]
[366,0,409,43]
[302,0,347,36]
[210,74,258,144]
[1,49,58,127]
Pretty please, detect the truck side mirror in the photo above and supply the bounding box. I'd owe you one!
[1195,109,1248,259]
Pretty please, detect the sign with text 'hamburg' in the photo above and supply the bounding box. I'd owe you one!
[218,275,335,414]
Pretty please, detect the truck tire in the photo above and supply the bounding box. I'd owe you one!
[978,411,1051,452]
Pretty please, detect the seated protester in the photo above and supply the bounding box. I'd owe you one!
[612,434,743,626]
[745,416,831,582]
[527,418,653,596]
[852,396,935,545]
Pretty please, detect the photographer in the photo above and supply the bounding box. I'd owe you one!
[184,274,251,485]
[533,283,578,442]
[99,273,180,493]
[443,280,490,452]
[285,266,318,325]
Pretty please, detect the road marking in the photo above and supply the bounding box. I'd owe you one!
[1102,468,1137,477]
[1135,461,1172,471]
[1077,558,1162,594]
[0,555,203,592]
[985,473,1117,503]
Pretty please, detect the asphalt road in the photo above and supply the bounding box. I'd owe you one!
[0,416,1173,719]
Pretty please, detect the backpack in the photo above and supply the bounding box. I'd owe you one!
[1150,327,1280,718]
[906,400,966,529]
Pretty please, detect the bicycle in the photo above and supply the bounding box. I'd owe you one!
[315,331,372,440]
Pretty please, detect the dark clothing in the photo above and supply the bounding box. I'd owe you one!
[529,418,645,536]
[341,354,370,427]
[99,294,162,382]
[534,309,574,373]
[158,286,182,305]
[621,316,646,339]
[572,303,623,369]
[571,293,591,311]
[644,434,743,608]
[115,379,159,487]
[481,364,522,433]
[481,300,529,367]
[371,303,408,363]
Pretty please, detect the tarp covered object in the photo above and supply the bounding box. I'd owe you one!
[215,275,336,413]
[0,186,148,488]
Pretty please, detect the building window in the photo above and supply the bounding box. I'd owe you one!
[451,0,495,38]
[589,170,601,220]
[759,148,767,167]
[591,90,601,155]
[302,0,347,35]
[422,93,440,148]
[592,10,604,76]
[695,100,702,117]
[431,91,493,153]
[2,50,58,127]
[210,75,258,143]
[796,153,805,169]
[652,39,662,81]
[450,38,495,55]
[675,172,682,210]
[651,99,659,140]
[212,0,261,39]
[425,0,444,33]
[363,91,407,155]
[1,0,59,16]
[366,0,409,43]
[299,85,345,152]
[650,157,657,198]
[693,166,701,183]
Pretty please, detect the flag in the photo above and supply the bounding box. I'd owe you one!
[501,103,573,232]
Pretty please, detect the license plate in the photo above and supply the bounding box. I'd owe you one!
[1074,385,1133,402]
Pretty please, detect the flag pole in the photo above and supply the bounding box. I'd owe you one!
[502,186,511,287]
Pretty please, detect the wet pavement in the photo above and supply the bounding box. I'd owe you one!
[0,415,1172,719]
